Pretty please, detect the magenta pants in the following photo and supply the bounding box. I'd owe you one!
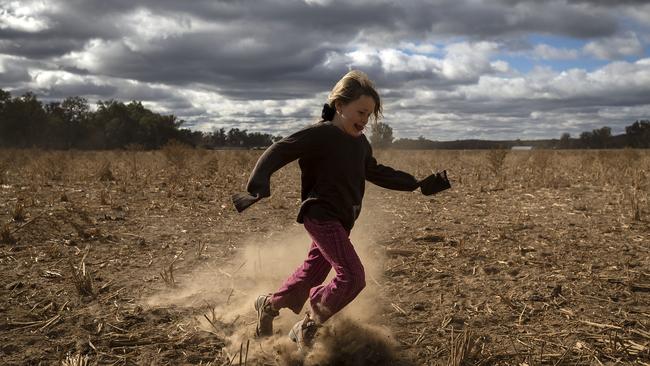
[269,216,366,323]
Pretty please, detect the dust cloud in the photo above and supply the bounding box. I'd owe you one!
[145,208,405,365]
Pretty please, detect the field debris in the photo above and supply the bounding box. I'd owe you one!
[0,149,647,365]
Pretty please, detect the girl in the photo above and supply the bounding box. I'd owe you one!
[232,70,450,350]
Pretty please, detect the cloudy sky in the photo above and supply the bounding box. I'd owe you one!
[1,0,649,140]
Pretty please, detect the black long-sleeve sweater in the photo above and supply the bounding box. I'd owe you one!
[235,121,420,231]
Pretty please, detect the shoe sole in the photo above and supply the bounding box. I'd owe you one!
[288,319,318,351]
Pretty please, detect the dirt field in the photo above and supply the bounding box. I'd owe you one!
[0,148,648,365]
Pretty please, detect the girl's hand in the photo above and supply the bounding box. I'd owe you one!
[419,170,451,196]
[232,192,262,212]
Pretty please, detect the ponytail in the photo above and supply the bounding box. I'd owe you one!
[321,103,336,122]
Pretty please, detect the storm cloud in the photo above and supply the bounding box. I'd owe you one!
[1,0,649,139]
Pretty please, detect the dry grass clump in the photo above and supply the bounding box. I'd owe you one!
[160,255,179,288]
[486,149,508,178]
[629,188,642,221]
[529,150,553,187]
[37,152,67,181]
[202,155,221,178]
[125,143,144,180]
[11,202,26,222]
[61,353,89,366]
[1,223,17,245]
[479,149,509,190]
[196,241,208,260]
[99,189,111,205]
[620,147,641,165]
[97,161,115,181]
[69,250,94,297]
[447,328,479,366]
[162,139,192,171]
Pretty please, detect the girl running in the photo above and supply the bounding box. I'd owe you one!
[232,70,450,350]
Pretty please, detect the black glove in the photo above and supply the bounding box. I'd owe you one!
[231,192,262,213]
[419,170,451,196]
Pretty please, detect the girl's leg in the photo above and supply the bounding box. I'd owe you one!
[270,241,332,314]
[303,217,365,323]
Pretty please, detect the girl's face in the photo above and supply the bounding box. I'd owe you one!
[333,95,376,138]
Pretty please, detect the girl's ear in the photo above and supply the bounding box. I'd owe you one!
[334,100,343,113]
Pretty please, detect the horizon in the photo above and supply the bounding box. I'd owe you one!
[1,1,649,140]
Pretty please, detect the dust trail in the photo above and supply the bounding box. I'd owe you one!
[297,316,400,366]
[145,209,405,364]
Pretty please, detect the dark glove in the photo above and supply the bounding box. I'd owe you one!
[419,170,451,196]
[232,192,262,213]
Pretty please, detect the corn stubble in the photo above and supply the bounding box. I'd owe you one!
[0,147,647,366]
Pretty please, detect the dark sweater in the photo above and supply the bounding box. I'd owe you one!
[240,121,419,231]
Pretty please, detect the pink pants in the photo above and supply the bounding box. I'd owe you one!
[269,216,366,323]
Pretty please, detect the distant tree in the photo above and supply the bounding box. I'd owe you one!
[592,126,612,148]
[370,121,394,149]
[44,102,67,149]
[579,131,592,148]
[625,120,650,148]
[176,128,204,147]
[205,128,227,148]
[559,133,572,149]
[226,128,248,146]
[95,100,134,148]
[0,92,48,148]
[245,131,275,147]
[61,96,90,125]
[0,89,10,107]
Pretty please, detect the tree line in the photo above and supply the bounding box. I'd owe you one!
[0,89,279,149]
[385,122,650,149]
[1,89,648,150]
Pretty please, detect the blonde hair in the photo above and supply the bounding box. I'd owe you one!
[326,70,382,122]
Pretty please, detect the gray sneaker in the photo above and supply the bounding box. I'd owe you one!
[288,313,320,351]
[254,294,279,337]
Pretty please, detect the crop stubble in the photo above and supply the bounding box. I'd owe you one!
[0,148,648,365]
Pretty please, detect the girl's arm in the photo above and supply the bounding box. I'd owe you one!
[365,143,420,191]
[232,126,319,212]
[364,138,450,195]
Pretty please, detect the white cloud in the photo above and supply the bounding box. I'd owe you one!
[344,41,508,81]
[583,32,644,60]
[58,39,125,73]
[31,69,86,88]
[346,47,381,68]
[441,41,499,81]
[122,9,193,44]
[304,0,334,5]
[378,49,440,73]
[346,46,442,74]
[490,60,511,73]
[460,58,650,102]
[399,42,439,54]
[0,1,52,32]
[533,44,579,60]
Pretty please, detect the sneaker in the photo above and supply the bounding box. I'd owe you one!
[254,294,279,337]
[288,313,320,351]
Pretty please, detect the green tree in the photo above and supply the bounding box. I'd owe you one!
[0,92,48,147]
